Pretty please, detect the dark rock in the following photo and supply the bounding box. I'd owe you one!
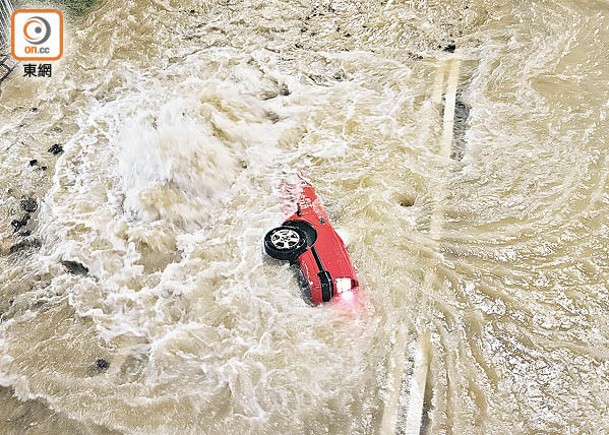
[11,215,30,232]
[61,260,89,276]
[266,111,280,123]
[451,97,471,161]
[30,107,38,112]
[333,70,346,81]
[20,198,38,213]
[18,229,31,237]
[189,9,195,14]
[9,238,41,254]
[279,83,290,96]
[443,43,456,53]
[307,73,324,85]
[48,144,64,155]
[95,358,110,371]
[261,90,279,100]
[29,159,47,170]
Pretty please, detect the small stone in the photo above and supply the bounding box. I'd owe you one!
[29,159,38,166]
[61,260,89,276]
[333,70,346,81]
[261,90,279,100]
[48,144,64,155]
[9,238,41,254]
[279,83,290,96]
[95,358,110,371]
[20,198,38,213]
[31,107,38,112]
[443,43,456,53]
[266,111,280,123]
[11,215,30,232]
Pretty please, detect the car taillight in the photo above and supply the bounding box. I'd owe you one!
[335,278,353,294]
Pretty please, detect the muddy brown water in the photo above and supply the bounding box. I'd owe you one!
[0,0,608,434]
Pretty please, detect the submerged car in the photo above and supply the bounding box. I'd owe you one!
[264,180,359,304]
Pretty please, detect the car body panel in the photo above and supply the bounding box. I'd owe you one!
[281,180,359,304]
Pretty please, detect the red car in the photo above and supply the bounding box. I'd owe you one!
[264,180,359,304]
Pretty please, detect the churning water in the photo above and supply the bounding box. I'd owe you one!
[1,0,608,433]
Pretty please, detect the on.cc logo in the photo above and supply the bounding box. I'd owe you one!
[11,9,64,61]
[23,16,52,45]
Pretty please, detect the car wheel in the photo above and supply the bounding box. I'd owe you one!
[284,220,317,247]
[264,226,308,261]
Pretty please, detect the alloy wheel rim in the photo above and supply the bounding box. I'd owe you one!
[271,228,300,250]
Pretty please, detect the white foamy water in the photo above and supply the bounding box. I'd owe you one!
[0,0,608,434]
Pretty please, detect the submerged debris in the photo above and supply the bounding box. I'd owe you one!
[11,214,30,232]
[29,160,48,170]
[399,198,415,207]
[262,89,280,100]
[262,83,291,100]
[332,70,346,81]
[48,144,64,155]
[20,198,38,213]
[9,238,41,254]
[29,159,47,171]
[266,111,280,123]
[95,358,110,372]
[443,43,456,53]
[452,95,471,161]
[60,260,89,276]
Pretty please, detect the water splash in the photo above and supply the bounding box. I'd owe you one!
[1,0,608,434]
